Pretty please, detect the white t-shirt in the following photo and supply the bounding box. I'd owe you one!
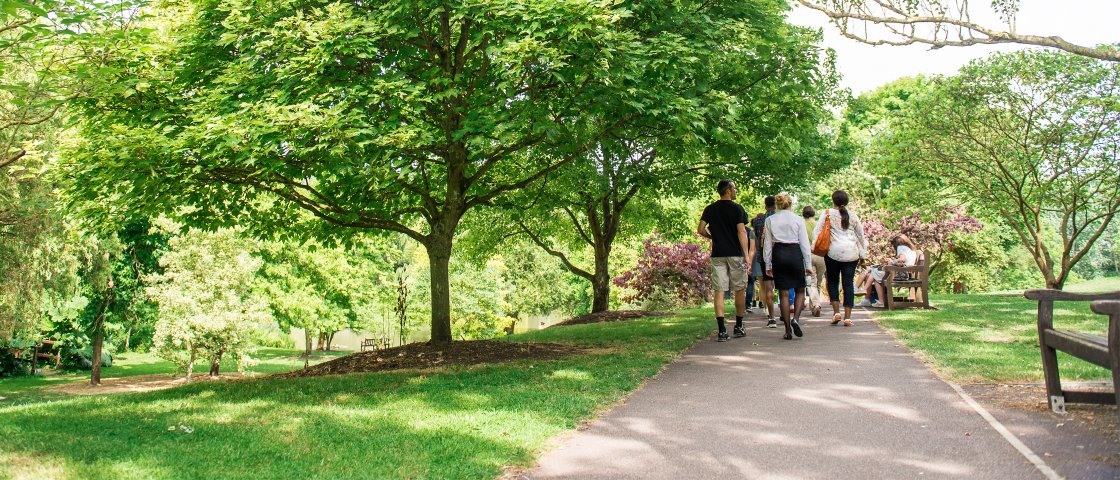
[897,245,917,266]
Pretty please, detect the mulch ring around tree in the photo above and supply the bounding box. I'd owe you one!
[554,310,670,327]
[276,340,587,378]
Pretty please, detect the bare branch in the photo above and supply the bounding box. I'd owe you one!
[795,0,1120,62]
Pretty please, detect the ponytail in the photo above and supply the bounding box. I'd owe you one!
[831,190,851,230]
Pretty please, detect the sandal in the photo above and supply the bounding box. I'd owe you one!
[830,314,843,325]
[843,319,853,327]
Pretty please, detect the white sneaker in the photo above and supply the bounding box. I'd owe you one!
[855,299,873,307]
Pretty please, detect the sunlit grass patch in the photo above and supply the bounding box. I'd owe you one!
[0,310,713,480]
[877,294,1112,383]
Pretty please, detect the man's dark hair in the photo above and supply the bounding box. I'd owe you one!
[802,206,815,219]
[764,195,776,209]
[717,179,735,196]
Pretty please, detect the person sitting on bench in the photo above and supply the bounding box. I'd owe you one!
[857,234,918,307]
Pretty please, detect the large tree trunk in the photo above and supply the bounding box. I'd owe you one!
[325,332,335,351]
[428,235,454,343]
[303,329,313,356]
[591,243,612,313]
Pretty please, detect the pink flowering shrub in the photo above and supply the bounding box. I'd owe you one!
[863,206,983,269]
[614,234,709,308]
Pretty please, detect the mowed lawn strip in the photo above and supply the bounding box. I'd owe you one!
[0,348,351,405]
[875,293,1113,383]
[0,310,712,480]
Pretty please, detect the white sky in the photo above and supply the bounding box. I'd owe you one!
[787,0,1120,95]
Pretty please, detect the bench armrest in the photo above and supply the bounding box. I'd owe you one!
[1090,300,1120,316]
[1024,289,1120,302]
[883,264,925,273]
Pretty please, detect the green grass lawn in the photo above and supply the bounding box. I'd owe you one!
[0,310,712,480]
[1065,275,1120,293]
[0,348,350,405]
[876,293,1114,383]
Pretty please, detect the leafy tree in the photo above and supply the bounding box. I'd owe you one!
[62,0,694,343]
[258,238,390,354]
[147,228,270,380]
[895,49,1120,289]
[794,0,1120,62]
[500,0,850,313]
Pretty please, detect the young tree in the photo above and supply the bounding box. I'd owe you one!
[896,49,1120,289]
[63,0,693,343]
[147,228,269,380]
[794,0,1120,62]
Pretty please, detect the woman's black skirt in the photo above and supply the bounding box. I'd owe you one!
[772,243,807,290]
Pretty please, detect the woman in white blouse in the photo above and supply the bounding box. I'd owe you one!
[812,190,867,327]
[763,193,812,340]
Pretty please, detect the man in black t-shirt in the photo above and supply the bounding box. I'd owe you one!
[697,179,751,342]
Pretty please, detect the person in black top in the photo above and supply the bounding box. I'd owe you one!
[697,179,752,342]
[750,196,777,327]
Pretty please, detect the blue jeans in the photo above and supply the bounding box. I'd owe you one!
[825,255,859,308]
[746,274,756,306]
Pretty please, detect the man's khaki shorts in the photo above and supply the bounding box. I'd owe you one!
[710,256,748,292]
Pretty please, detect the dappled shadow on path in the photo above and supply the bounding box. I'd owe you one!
[524,311,1044,479]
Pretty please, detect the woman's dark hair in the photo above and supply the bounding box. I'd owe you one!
[802,206,815,219]
[890,234,916,251]
[832,190,851,230]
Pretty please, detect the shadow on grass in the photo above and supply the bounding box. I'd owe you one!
[0,311,714,479]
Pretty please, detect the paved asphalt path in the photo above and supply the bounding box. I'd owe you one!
[523,308,1046,480]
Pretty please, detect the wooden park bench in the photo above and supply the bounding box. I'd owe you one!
[1024,289,1120,421]
[5,339,62,373]
[361,337,390,352]
[881,251,930,310]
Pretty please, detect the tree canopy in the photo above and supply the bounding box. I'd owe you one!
[894,49,1120,289]
[63,0,844,342]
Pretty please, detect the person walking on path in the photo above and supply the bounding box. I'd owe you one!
[813,190,867,327]
[750,196,777,328]
[697,179,752,341]
[803,205,824,317]
[764,193,812,340]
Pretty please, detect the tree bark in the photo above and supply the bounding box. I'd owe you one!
[303,329,312,356]
[185,347,196,382]
[427,234,454,343]
[90,324,104,386]
[325,331,335,351]
[89,287,115,386]
[591,243,612,313]
[209,349,223,377]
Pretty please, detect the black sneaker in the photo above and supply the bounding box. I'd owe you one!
[733,326,746,338]
[791,319,803,337]
[766,319,777,328]
[717,332,730,342]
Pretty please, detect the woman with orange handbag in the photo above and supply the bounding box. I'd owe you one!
[812,190,867,327]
